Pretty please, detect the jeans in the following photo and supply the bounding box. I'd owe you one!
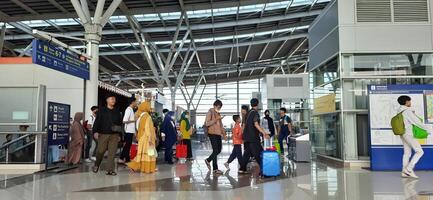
[401,133,424,171]
[120,132,134,162]
[227,144,242,165]
[206,134,222,170]
[95,134,120,172]
[278,131,290,155]
[182,139,193,159]
[240,142,263,171]
[84,130,92,159]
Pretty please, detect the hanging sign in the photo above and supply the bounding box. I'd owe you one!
[32,39,90,80]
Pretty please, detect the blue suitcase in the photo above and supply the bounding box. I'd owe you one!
[262,150,280,177]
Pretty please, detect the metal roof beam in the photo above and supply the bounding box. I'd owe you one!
[3,10,320,40]
[101,59,307,81]
[1,0,290,22]
[98,33,308,55]
[10,0,38,15]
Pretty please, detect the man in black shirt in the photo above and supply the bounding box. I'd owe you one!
[239,98,270,174]
[92,94,123,176]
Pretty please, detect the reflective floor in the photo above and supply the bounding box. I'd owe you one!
[1,142,433,200]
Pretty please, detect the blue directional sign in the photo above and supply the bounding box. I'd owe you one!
[47,102,70,145]
[32,39,90,80]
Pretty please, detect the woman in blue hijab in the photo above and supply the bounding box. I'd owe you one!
[161,111,177,164]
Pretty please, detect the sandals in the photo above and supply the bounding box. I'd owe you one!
[106,171,117,176]
[92,166,99,173]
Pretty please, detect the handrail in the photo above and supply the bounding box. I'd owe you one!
[0,131,46,135]
[0,141,36,160]
[0,134,32,149]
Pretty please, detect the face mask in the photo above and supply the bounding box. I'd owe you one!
[265,114,270,117]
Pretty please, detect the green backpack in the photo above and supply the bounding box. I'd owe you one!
[391,111,405,135]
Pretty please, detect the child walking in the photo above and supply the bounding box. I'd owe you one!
[397,95,432,178]
[224,115,243,171]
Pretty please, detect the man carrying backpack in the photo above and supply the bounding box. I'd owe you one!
[395,95,432,178]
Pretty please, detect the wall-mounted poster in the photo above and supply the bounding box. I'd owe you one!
[369,85,433,170]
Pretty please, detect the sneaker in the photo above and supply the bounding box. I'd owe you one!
[403,168,419,179]
[224,162,230,170]
[204,159,211,171]
[213,169,223,175]
[84,158,92,163]
[90,157,96,161]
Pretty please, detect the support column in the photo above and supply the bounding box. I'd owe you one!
[0,24,6,57]
[215,82,218,100]
[84,24,102,116]
[85,40,100,113]
[171,93,176,111]
[237,62,240,114]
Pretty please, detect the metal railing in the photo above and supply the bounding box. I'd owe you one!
[0,131,46,164]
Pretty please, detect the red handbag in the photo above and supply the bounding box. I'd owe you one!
[176,141,187,158]
[130,143,138,160]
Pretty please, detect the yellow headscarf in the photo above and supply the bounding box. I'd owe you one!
[136,101,151,118]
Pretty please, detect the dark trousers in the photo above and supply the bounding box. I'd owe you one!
[120,132,134,162]
[95,134,120,172]
[182,139,193,159]
[165,144,174,163]
[278,132,289,155]
[240,142,263,171]
[227,144,243,165]
[84,130,92,159]
[206,134,222,170]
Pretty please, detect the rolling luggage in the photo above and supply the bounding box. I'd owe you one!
[262,150,280,177]
[262,138,280,177]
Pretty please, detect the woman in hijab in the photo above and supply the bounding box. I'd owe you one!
[179,111,193,160]
[66,112,85,165]
[161,111,177,164]
[262,110,276,147]
[127,101,157,173]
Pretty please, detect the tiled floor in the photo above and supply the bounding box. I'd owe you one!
[1,141,433,200]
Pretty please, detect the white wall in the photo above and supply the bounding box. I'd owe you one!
[0,64,85,116]
[338,0,433,53]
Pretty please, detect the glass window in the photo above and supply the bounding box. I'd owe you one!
[343,53,433,76]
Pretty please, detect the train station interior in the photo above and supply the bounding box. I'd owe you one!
[1,0,433,199]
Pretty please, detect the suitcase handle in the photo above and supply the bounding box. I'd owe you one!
[263,136,273,149]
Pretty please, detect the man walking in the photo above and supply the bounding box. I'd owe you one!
[119,97,137,164]
[278,107,292,157]
[239,98,270,174]
[92,94,123,176]
[85,106,98,162]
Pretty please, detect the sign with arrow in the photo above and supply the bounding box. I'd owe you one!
[47,102,70,145]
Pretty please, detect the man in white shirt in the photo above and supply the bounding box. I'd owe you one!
[397,95,432,179]
[119,97,137,164]
[86,106,98,162]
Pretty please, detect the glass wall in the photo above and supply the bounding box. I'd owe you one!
[162,79,263,128]
[311,57,343,159]
[311,53,433,161]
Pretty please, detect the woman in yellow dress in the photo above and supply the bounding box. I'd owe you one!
[127,101,157,173]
